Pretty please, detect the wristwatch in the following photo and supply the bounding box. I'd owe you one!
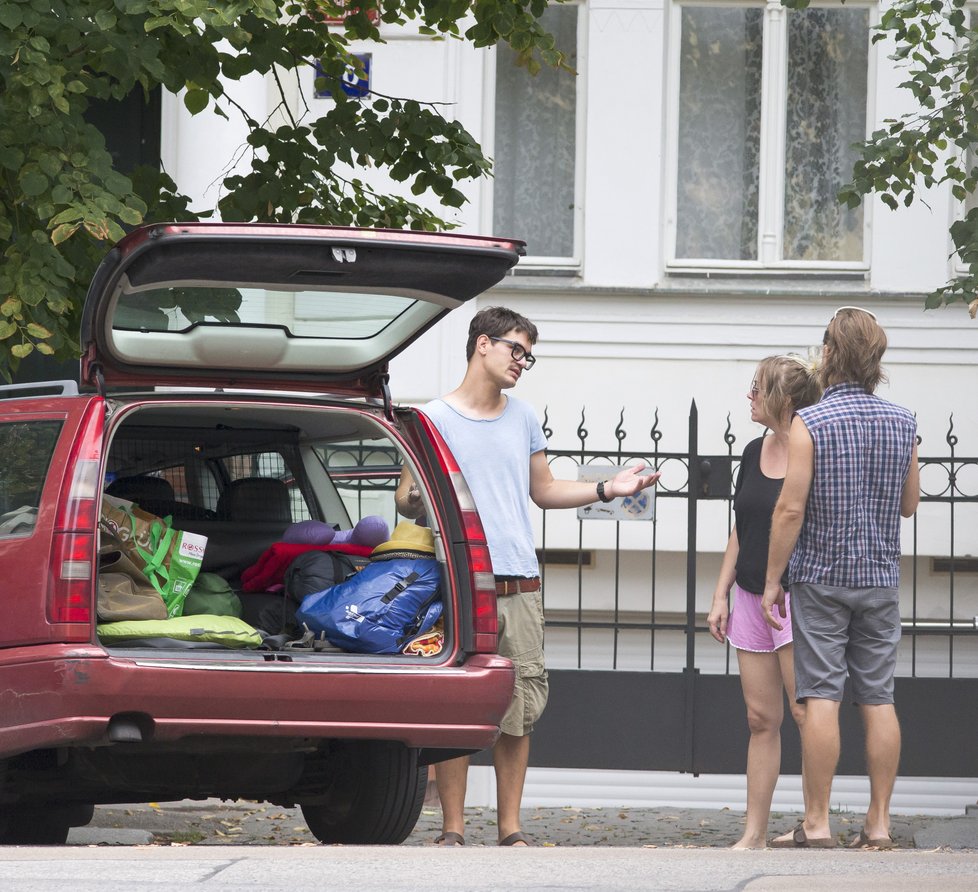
[596,480,613,503]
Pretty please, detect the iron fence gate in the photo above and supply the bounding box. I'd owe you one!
[528,402,978,777]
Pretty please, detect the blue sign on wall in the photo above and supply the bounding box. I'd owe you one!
[314,54,371,99]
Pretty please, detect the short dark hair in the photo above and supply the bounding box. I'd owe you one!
[466,306,539,361]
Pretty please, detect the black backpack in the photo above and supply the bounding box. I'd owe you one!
[259,550,362,637]
[284,550,362,602]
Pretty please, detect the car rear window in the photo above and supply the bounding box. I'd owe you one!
[0,420,62,537]
[114,286,415,339]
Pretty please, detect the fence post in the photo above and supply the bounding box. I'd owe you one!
[684,399,700,773]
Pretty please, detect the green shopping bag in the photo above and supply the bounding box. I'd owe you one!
[100,494,208,617]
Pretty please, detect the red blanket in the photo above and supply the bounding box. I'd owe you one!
[240,542,373,592]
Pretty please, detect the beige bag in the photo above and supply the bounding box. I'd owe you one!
[97,572,168,622]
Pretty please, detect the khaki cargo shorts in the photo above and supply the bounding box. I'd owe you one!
[496,588,549,737]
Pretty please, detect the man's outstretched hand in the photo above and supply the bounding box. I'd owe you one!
[608,464,661,497]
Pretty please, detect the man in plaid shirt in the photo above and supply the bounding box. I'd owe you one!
[762,307,919,850]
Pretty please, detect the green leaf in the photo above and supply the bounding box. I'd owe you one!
[20,170,49,197]
[184,89,210,115]
[26,322,52,339]
[50,222,79,245]
[11,344,34,359]
[0,321,16,340]
[95,10,117,30]
[0,6,22,29]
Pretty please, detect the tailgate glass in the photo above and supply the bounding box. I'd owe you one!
[116,286,414,339]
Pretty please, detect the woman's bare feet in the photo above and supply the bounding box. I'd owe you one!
[731,834,768,849]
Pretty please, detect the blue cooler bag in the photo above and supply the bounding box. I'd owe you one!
[294,557,442,654]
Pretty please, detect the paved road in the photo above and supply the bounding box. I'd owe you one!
[4,844,978,891]
[0,801,964,892]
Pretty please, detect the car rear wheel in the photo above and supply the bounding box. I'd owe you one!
[0,802,94,845]
[301,741,426,845]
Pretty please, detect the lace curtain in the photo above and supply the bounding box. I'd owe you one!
[676,5,867,263]
[493,5,578,258]
[677,7,763,261]
[784,9,867,261]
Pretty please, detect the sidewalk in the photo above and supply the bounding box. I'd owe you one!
[71,800,978,849]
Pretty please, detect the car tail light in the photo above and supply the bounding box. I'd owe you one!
[48,402,103,635]
[417,413,498,653]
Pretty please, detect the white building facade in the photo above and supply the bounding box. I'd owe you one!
[160,2,978,811]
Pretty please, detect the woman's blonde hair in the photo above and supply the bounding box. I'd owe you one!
[756,351,823,425]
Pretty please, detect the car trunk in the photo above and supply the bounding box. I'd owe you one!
[96,393,460,665]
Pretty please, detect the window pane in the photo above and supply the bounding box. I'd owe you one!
[784,8,868,261]
[0,420,61,537]
[676,7,763,261]
[493,5,578,258]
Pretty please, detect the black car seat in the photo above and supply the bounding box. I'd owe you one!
[106,474,177,518]
[217,477,292,523]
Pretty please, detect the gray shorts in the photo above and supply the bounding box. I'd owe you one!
[790,582,901,705]
[496,588,549,737]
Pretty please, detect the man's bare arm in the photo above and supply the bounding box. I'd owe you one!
[901,442,920,518]
[528,451,661,510]
[761,416,814,628]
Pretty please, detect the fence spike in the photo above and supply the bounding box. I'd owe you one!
[542,406,553,440]
[650,408,662,445]
[577,408,589,451]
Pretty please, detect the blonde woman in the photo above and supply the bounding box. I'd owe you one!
[707,354,822,849]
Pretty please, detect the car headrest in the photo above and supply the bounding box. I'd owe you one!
[107,474,176,505]
[217,477,292,523]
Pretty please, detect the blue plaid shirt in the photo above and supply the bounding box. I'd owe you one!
[788,383,916,588]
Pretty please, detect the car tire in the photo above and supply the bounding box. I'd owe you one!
[301,741,426,845]
[0,803,93,845]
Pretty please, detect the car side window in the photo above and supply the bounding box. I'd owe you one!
[218,450,311,522]
[313,439,402,534]
[0,420,62,538]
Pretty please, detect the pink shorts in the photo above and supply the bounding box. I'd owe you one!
[726,584,793,653]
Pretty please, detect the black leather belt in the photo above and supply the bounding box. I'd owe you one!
[495,576,541,596]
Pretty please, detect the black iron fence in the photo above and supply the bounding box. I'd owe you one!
[536,401,977,681]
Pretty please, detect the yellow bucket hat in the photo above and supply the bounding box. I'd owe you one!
[370,521,436,558]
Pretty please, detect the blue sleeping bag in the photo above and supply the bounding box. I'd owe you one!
[294,557,442,654]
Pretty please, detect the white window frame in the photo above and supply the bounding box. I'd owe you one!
[664,0,878,274]
[482,0,588,271]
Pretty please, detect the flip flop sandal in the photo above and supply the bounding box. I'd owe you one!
[499,831,532,846]
[848,829,894,849]
[770,822,837,848]
[434,831,465,846]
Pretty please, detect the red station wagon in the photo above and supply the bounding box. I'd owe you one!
[0,223,521,844]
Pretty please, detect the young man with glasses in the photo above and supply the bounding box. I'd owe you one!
[762,307,920,849]
[396,306,660,846]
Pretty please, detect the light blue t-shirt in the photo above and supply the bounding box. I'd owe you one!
[423,396,548,577]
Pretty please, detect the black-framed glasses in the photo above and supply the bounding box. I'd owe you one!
[488,336,536,369]
[750,379,760,397]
